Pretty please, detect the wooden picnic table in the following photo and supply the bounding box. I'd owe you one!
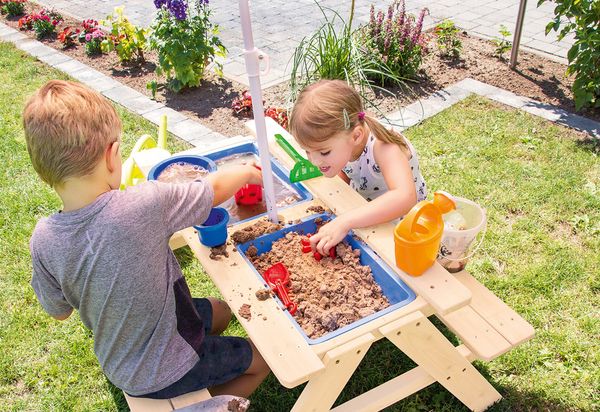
[169,118,534,411]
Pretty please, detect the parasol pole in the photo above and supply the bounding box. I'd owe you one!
[239,0,278,222]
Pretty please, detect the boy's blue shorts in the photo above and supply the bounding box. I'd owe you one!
[137,298,253,399]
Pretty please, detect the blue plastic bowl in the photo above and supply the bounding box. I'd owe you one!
[147,155,217,182]
[193,207,230,247]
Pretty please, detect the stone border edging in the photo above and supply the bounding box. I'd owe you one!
[384,78,599,138]
[0,22,228,148]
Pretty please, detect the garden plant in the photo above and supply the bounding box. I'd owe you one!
[362,0,429,80]
[492,24,512,58]
[289,0,401,102]
[539,0,600,109]
[101,6,148,63]
[0,0,25,17]
[434,19,462,58]
[149,0,226,93]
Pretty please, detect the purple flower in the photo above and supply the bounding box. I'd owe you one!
[169,0,187,20]
[85,33,91,42]
[398,0,405,28]
[411,8,428,44]
[154,0,168,8]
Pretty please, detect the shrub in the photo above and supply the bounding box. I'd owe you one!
[149,0,226,92]
[1,0,26,17]
[492,24,512,58]
[101,6,148,63]
[434,19,462,58]
[78,19,105,56]
[360,0,429,81]
[30,10,62,39]
[539,0,600,109]
[57,26,79,48]
[290,1,400,99]
[231,90,254,116]
[17,14,33,30]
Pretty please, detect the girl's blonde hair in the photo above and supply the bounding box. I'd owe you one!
[289,79,408,151]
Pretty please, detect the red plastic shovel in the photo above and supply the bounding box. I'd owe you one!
[263,262,297,315]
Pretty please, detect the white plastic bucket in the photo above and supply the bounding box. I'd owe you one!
[437,196,486,273]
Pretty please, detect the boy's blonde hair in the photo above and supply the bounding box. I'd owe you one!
[289,79,408,151]
[23,80,121,187]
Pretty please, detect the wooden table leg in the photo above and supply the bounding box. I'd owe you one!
[291,333,375,412]
[380,311,502,412]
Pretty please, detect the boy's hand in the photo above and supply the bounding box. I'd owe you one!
[310,217,350,255]
[244,164,263,186]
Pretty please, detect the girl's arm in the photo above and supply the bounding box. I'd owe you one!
[311,140,417,255]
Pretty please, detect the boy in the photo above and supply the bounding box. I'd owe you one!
[23,80,270,399]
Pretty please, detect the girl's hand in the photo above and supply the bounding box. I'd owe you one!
[310,217,351,255]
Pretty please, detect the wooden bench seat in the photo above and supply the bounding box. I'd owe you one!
[436,270,534,361]
[124,388,211,412]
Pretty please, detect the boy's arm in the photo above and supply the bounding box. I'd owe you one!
[205,165,262,206]
[30,246,74,320]
[155,165,262,234]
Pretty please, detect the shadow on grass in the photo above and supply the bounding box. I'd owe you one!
[576,136,600,155]
[174,246,196,270]
[249,316,573,412]
[106,378,129,412]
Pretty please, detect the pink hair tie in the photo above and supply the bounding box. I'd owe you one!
[357,111,365,121]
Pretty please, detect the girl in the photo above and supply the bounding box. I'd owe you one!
[289,79,427,255]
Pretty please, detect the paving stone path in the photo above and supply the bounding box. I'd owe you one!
[39,0,573,87]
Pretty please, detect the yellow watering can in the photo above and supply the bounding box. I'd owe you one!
[120,115,171,189]
[394,191,456,276]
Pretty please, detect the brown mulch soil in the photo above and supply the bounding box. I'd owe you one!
[4,5,599,138]
[247,232,389,339]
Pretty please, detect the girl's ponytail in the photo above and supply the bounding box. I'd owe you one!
[362,115,409,152]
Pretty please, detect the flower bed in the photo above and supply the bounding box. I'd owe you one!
[1,1,597,139]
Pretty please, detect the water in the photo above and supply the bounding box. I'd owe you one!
[214,153,301,223]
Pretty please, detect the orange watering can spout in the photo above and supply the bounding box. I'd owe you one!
[394,192,456,276]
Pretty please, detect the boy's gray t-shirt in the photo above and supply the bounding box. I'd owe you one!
[30,180,214,395]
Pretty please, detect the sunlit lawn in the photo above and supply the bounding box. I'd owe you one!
[1,41,598,411]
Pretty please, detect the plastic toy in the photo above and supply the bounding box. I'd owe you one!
[274,133,322,182]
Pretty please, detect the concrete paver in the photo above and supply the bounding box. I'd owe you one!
[34,0,573,87]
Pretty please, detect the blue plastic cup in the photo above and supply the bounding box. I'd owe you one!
[194,207,230,247]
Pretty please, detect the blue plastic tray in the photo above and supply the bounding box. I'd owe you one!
[202,142,313,225]
[236,213,416,345]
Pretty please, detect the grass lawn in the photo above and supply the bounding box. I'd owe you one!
[1,40,599,411]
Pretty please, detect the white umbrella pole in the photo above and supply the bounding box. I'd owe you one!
[239,0,278,223]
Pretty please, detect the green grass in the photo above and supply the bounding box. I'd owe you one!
[1,41,599,411]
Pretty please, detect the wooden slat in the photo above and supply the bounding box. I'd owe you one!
[246,118,472,315]
[124,393,174,412]
[311,296,431,357]
[183,227,324,388]
[292,333,375,412]
[169,388,212,409]
[331,345,476,412]
[380,311,502,412]
[438,305,512,361]
[455,271,535,346]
